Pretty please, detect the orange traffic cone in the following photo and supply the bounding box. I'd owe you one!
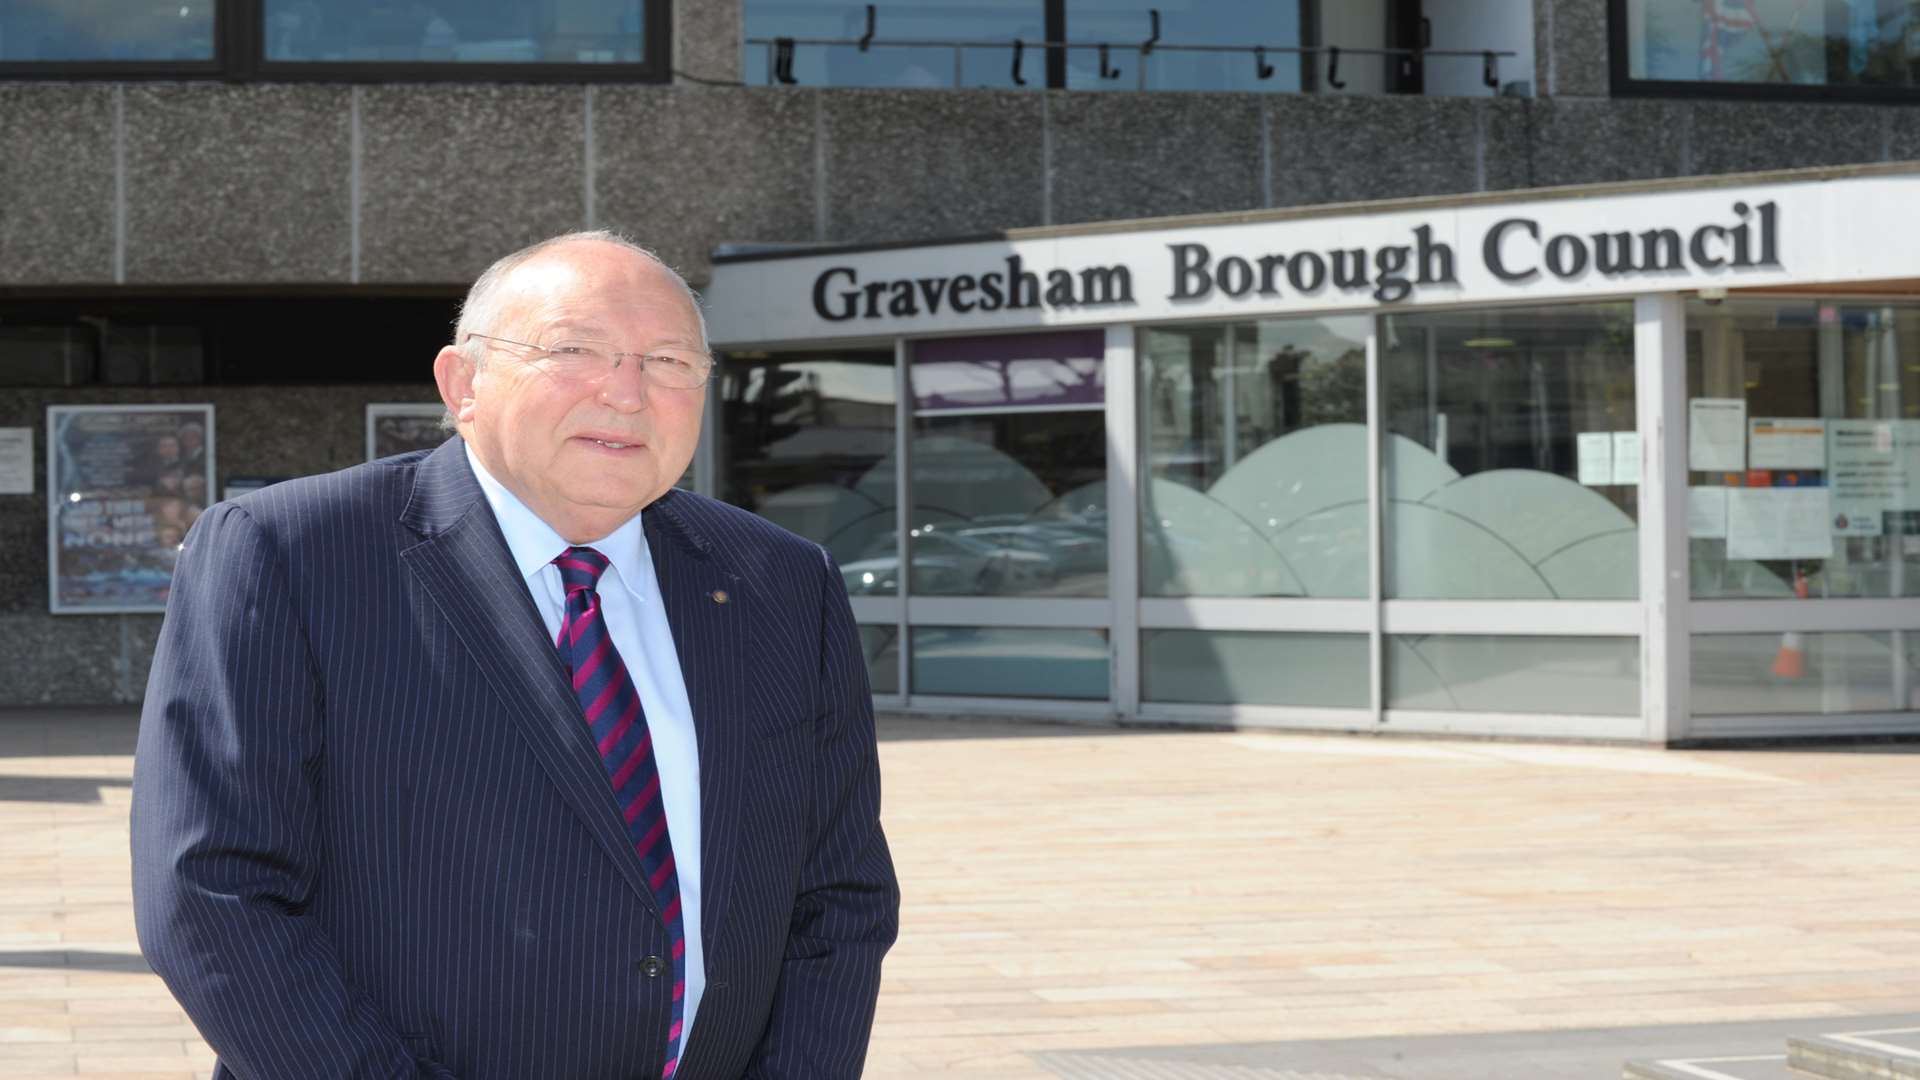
[1770,570,1810,679]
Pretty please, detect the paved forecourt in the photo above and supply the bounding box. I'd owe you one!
[1,709,1917,1078]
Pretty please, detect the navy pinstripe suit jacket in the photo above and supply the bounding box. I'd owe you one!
[131,436,900,1080]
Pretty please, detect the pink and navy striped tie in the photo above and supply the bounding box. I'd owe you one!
[553,546,686,1078]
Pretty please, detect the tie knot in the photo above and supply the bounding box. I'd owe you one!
[554,546,610,592]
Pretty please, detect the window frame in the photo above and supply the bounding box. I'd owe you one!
[1607,0,1920,103]
[0,0,674,84]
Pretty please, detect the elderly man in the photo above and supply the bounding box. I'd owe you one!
[132,232,899,1080]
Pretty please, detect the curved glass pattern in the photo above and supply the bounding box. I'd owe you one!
[1383,303,1640,600]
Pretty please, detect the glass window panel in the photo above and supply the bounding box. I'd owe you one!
[719,348,897,585]
[744,0,1043,88]
[1625,0,1919,89]
[0,327,98,387]
[265,0,647,64]
[1387,634,1641,715]
[860,624,901,696]
[1692,631,1900,714]
[1687,300,1920,600]
[1139,315,1370,598]
[911,626,1108,698]
[1141,630,1368,708]
[1,1,214,61]
[909,332,1107,598]
[912,329,1105,412]
[1383,303,1640,600]
[1065,0,1304,91]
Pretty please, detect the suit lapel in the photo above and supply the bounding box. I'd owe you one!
[644,497,751,994]
[398,438,660,916]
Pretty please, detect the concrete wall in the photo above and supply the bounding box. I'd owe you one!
[0,384,440,705]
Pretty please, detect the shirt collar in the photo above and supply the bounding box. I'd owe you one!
[464,442,649,604]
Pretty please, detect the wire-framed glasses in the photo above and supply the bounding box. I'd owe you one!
[465,332,714,389]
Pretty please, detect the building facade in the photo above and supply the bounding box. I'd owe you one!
[3,0,1918,736]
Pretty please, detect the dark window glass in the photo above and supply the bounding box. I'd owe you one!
[265,0,646,64]
[1,1,214,62]
[1625,0,1920,89]
[908,332,1107,598]
[743,0,1042,87]
[719,348,897,582]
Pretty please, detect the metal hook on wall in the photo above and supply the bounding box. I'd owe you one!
[1011,38,1026,86]
[774,36,797,83]
[1327,45,1345,89]
[858,4,876,51]
[1482,50,1500,89]
[1099,42,1120,79]
[1254,45,1274,80]
[1141,9,1161,57]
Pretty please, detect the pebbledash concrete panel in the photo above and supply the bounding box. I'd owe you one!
[1536,0,1610,97]
[674,0,744,86]
[1267,95,1494,207]
[123,84,352,284]
[1687,102,1890,177]
[1526,98,1691,188]
[819,90,1046,243]
[0,85,116,285]
[1474,97,1537,193]
[358,85,587,284]
[0,509,45,616]
[0,613,127,704]
[595,87,816,285]
[1045,93,1266,225]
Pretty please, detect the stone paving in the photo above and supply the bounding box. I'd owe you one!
[2,708,1918,1078]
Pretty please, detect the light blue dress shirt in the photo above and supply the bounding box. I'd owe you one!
[466,445,705,1059]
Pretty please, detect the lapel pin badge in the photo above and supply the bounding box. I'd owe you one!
[710,589,729,604]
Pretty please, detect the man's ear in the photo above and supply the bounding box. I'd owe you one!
[433,345,478,424]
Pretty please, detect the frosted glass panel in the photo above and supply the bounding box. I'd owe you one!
[1692,632,1901,715]
[1142,631,1367,708]
[912,627,1108,699]
[1388,635,1640,715]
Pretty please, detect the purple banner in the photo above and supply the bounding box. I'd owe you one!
[911,329,1106,412]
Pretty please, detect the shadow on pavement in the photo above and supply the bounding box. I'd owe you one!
[0,706,140,758]
[0,949,151,973]
[0,774,131,804]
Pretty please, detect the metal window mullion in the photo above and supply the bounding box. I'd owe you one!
[1105,323,1139,718]
[894,337,912,701]
[1366,316,1385,726]
[1636,293,1688,744]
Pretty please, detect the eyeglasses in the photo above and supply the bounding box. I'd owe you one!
[464,332,714,390]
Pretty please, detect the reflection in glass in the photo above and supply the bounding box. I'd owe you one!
[1064,0,1304,91]
[908,332,1107,597]
[265,0,646,63]
[1687,300,1920,600]
[1141,631,1367,707]
[744,0,1043,87]
[2,1,214,61]
[859,624,901,696]
[1388,635,1641,715]
[1626,0,1920,88]
[1383,303,1640,600]
[912,626,1108,698]
[720,349,896,580]
[1692,632,1900,714]
[1139,316,1370,597]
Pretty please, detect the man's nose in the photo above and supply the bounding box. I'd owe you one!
[594,356,653,411]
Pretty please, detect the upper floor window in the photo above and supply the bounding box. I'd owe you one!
[0,0,668,80]
[1616,0,1920,99]
[1,1,215,63]
[744,0,1533,95]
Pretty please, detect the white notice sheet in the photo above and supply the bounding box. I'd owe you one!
[1688,487,1729,539]
[1748,418,1827,470]
[1611,431,1641,486]
[1725,488,1834,561]
[1577,432,1613,486]
[1689,398,1747,473]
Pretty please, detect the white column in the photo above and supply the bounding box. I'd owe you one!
[1106,324,1141,720]
[1366,319,1386,726]
[1636,294,1689,744]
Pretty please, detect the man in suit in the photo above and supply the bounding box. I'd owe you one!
[131,232,900,1079]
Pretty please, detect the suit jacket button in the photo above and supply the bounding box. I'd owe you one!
[639,956,667,978]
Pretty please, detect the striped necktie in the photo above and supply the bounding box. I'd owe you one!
[552,546,686,1078]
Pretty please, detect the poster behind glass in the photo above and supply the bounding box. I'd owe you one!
[367,403,453,461]
[48,404,214,615]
